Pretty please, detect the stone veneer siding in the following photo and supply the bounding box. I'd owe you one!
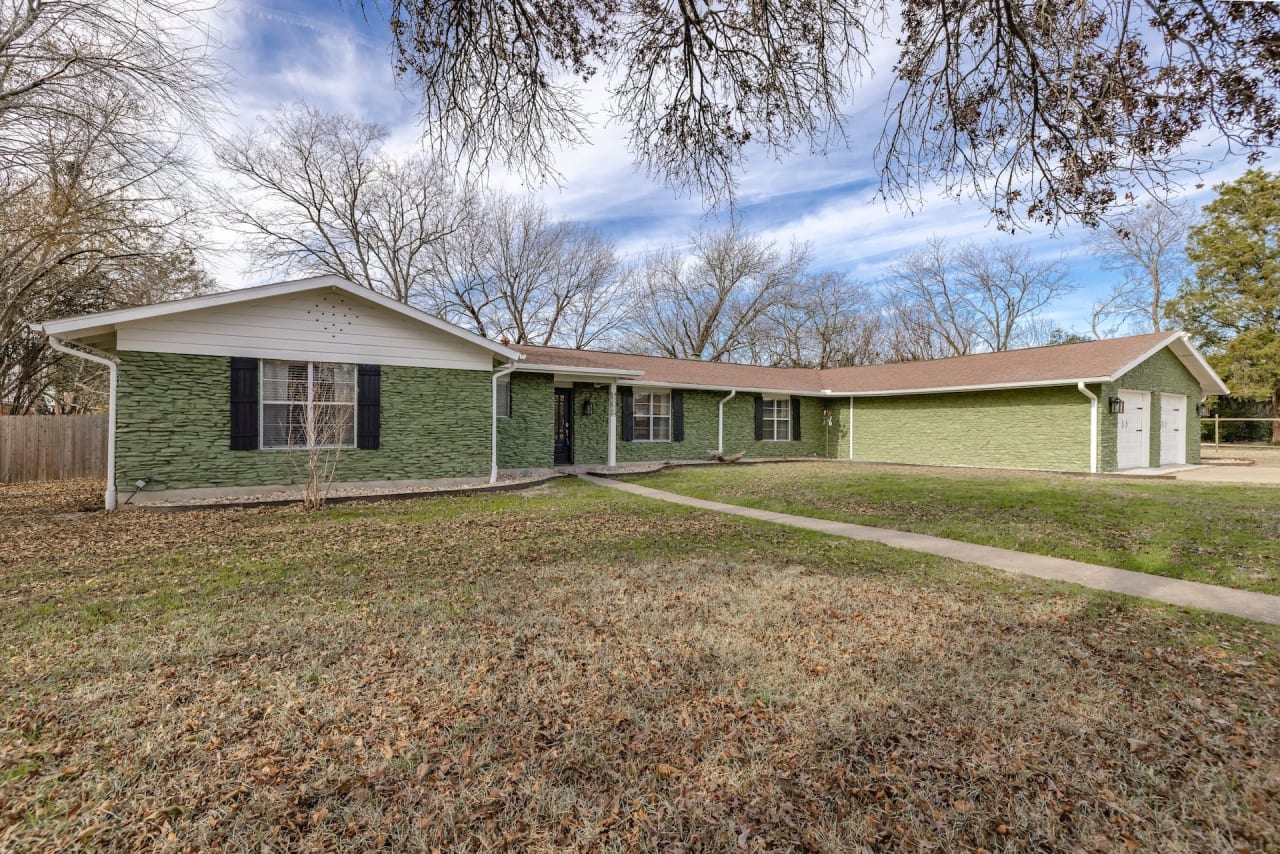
[1097,346,1203,471]
[115,351,492,491]
[497,372,554,470]
[610,390,832,463]
[849,386,1093,472]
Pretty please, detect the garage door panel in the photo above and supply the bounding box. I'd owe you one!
[1159,393,1187,466]
[1116,389,1150,470]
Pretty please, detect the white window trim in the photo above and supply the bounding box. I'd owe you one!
[761,395,792,442]
[632,388,673,443]
[259,359,358,451]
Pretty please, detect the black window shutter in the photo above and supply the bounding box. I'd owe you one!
[357,364,381,450]
[753,395,764,441]
[620,387,634,441]
[672,390,685,441]
[791,397,802,441]
[505,376,513,417]
[229,357,258,450]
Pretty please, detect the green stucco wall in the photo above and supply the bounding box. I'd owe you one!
[497,372,553,470]
[1098,346,1203,470]
[850,386,1093,472]
[115,351,492,491]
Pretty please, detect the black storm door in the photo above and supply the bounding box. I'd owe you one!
[554,387,574,465]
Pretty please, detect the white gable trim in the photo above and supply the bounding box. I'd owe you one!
[1109,331,1230,396]
[35,275,521,362]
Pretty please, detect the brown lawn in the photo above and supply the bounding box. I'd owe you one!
[1,478,1277,851]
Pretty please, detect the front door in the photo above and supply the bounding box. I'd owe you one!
[1159,393,1187,466]
[1116,389,1150,470]
[553,387,573,465]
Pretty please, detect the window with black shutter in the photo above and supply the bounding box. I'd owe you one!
[229,357,259,450]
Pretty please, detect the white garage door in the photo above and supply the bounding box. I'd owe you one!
[1160,393,1187,466]
[1116,390,1150,470]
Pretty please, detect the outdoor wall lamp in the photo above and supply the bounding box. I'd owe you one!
[582,398,596,416]
[1107,396,1124,415]
[1197,403,1211,418]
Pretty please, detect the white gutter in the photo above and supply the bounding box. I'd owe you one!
[717,389,737,453]
[47,336,119,510]
[1077,381,1098,474]
[490,360,519,484]
[607,381,617,467]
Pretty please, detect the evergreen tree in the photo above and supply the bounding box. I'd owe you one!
[1168,169,1280,444]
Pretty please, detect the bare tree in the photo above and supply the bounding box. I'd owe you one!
[216,105,473,306]
[273,362,356,510]
[374,1,1280,226]
[219,107,626,348]
[435,193,627,347]
[1086,200,1193,338]
[631,226,810,361]
[887,237,1075,358]
[0,0,219,411]
[753,272,884,367]
[0,0,218,188]
[2,107,215,412]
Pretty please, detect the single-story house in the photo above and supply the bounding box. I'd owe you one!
[34,276,1229,508]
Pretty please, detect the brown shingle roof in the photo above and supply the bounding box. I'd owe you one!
[511,331,1226,396]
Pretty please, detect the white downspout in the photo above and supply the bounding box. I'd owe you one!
[490,361,518,484]
[47,336,119,510]
[1078,381,1098,474]
[717,389,737,453]
[848,395,854,461]
[607,381,617,467]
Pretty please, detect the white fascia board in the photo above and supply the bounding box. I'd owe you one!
[843,377,1113,397]
[617,378,1115,397]
[516,364,645,378]
[1169,333,1231,396]
[35,275,522,362]
[617,380,818,395]
[1107,331,1229,396]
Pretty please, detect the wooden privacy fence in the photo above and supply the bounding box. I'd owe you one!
[0,415,107,483]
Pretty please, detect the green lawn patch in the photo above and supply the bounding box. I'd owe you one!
[635,462,1280,594]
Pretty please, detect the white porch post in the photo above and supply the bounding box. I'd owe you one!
[47,337,118,510]
[848,395,854,460]
[607,381,617,467]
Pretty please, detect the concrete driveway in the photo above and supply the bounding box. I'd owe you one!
[1178,445,1280,484]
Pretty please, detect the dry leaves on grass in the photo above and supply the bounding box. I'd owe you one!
[0,480,1277,851]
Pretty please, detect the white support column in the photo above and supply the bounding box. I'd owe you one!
[607,381,617,467]
[848,395,854,460]
[47,337,118,509]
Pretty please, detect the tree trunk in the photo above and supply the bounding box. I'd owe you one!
[1272,386,1280,445]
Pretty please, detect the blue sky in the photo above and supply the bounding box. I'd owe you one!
[207,0,1257,335]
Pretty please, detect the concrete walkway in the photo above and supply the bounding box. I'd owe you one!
[580,475,1280,625]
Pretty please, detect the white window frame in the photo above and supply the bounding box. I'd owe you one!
[632,389,673,443]
[496,376,511,418]
[762,396,791,442]
[259,360,358,450]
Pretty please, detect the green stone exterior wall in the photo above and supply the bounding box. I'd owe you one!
[497,372,554,470]
[1098,346,1203,471]
[571,383,612,465]
[115,351,492,491]
[611,391,832,463]
[850,386,1093,472]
